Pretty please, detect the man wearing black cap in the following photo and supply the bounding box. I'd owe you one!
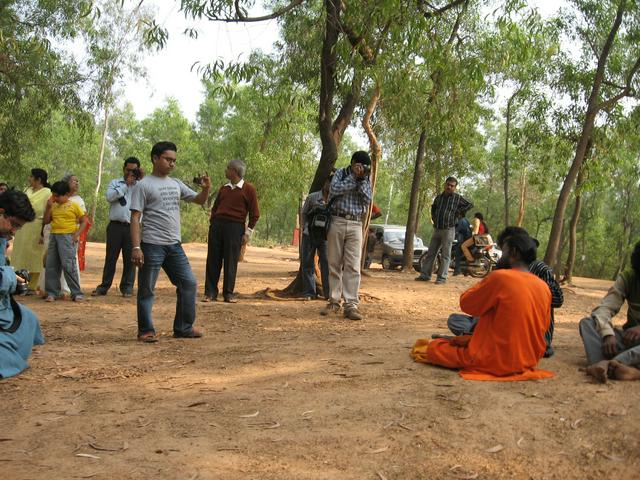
[321,151,372,321]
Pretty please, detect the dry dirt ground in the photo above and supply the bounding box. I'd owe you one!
[1,242,639,480]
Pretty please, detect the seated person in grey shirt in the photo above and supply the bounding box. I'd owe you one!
[580,241,640,383]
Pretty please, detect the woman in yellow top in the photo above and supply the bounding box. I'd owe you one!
[43,181,88,302]
[10,169,51,291]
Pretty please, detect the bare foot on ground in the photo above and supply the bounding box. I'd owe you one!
[585,360,610,383]
[609,360,640,381]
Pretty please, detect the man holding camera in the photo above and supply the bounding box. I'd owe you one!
[204,159,260,303]
[92,157,142,297]
[130,142,211,342]
[321,151,372,321]
[0,189,45,378]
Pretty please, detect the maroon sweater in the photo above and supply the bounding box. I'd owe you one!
[210,181,260,229]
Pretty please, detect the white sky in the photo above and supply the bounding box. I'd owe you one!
[123,1,281,122]
[122,1,563,124]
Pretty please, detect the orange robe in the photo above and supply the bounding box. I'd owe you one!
[412,269,554,381]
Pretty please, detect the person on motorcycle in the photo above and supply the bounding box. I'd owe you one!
[453,212,472,276]
[461,212,491,265]
[579,241,640,383]
[447,226,563,358]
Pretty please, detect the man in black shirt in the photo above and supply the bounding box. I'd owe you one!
[416,177,473,284]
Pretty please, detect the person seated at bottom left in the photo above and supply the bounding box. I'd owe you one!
[411,234,553,381]
[0,189,45,379]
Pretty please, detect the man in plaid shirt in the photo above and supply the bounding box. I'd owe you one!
[321,151,372,320]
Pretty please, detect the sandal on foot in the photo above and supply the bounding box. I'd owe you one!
[137,332,158,343]
[45,295,56,302]
[173,328,203,339]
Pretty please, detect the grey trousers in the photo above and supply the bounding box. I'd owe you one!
[45,233,83,298]
[327,216,362,309]
[419,227,455,281]
[578,316,640,366]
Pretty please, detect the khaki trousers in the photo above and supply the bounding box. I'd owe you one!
[327,216,362,309]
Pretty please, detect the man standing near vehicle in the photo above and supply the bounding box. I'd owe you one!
[130,141,211,343]
[321,151,372,321]
[92,157,141,297]
[416,177,473,284]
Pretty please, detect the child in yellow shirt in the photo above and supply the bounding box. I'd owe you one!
[43,181,87,301]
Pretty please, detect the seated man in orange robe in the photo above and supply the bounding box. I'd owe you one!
[411,234,553,381]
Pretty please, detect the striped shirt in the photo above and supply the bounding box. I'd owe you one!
[430,192,473,229]
[529,260,564,347]
[329,167,372,218]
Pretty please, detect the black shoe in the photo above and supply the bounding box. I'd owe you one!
[543,346,555,358]
[91,289,107,296]
[224,296,238,303]
[415,276,430,282]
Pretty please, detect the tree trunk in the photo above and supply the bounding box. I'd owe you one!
[544,3,626,266]
[279,0,362,295]
[613,179,634,279]
[503,94,513,228]
[516,166,527,227]
[91,104,110,223]
[403,129,427,270]
[360,85,381,269]
[562,167,585,285]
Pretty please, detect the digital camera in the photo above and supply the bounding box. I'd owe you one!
[14,269,30,295]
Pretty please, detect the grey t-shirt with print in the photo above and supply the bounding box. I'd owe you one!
[129,174,197,245]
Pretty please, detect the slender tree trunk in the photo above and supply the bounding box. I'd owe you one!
[545,3,626,266]
[562,167,585,285]
[360,85,381,269]
[516,166,527,227]
[613,181,633,278]
[503,95,512,228]
[384,181,393,225]
[403,129,427,270]
[91,104,110,223]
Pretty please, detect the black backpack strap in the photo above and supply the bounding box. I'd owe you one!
[0,295,23,334]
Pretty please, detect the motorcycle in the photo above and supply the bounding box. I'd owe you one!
[418,241,501,279]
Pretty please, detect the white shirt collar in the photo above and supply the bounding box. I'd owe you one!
[224,178,245,190]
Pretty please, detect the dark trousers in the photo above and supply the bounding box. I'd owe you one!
[96,221,135,294]
[301,233,329,299]
[204,218,244,299]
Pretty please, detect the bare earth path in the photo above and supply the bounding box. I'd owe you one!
[1,243,638,479]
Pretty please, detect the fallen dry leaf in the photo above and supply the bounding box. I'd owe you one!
[516,437,524,447]
[376,471,388,480]
[238,411,260,418]
[367,446,389,454]
[75,453,100,459]
[570,418,584,429]
[89,441,128,452]
[450,465,479,479]
[485,444,504,453]
[186,401,207,408]
[601,452,624,462]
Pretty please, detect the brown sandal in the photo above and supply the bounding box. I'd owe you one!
[137,332,158,343]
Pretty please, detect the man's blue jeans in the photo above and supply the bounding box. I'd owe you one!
[301,234,329,299]
[137,242,197,336]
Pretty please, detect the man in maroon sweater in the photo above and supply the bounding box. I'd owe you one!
[204,159,260,303]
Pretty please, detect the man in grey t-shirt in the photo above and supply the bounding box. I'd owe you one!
[130,141,211,342]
